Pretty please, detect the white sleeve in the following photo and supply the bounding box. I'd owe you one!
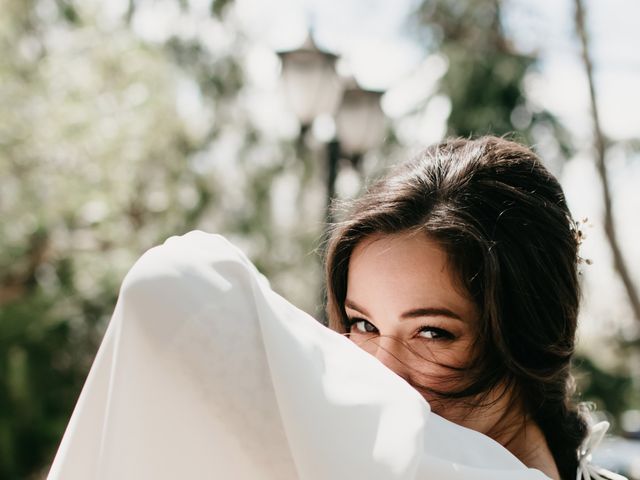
[48,231,550,480]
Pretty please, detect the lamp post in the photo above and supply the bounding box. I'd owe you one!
[277,35,387,223]
[277,33,387,321]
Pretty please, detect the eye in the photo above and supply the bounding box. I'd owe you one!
[348,318,378,334]
[417,326,454,340]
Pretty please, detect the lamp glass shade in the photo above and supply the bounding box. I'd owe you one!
[335,88,385,156]
[278,49,343,126]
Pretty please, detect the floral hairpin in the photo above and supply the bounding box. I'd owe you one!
[572,216,593,267]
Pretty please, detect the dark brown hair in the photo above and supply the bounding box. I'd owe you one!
[324,136,587,479]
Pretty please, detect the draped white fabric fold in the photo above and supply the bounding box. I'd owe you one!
[576,422,627,480]
[48,231,550,480]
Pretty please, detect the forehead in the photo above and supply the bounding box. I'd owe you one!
[347,232,477,319]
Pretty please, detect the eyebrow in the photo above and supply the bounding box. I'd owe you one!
[344,299,465,322]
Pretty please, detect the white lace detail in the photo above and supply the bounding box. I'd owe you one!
[576,421,627,480]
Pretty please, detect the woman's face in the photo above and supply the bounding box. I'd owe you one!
[346,232,501,432]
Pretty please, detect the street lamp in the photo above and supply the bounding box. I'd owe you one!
[335,81,386,167]
[276,34,343,132]
[277,33,388,322]
[277,33,387,222]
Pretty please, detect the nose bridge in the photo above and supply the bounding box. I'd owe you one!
[372,335,408,377]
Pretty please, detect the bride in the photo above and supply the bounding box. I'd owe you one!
[48,137,623,479]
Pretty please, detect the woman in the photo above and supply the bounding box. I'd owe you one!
[324,136,618,479]
[48,137,619,480]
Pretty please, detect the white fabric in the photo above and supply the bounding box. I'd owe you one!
[577,422,627,480]
[48,231,551,480]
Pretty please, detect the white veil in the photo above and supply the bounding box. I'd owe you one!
[48,231,550,480]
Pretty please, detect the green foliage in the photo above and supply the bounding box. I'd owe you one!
[0,289,107,478]
[211,0,234,18]
[412,0,573,159]
[1,0,333,472]
[574,355,636,426]
[0,3,206,477]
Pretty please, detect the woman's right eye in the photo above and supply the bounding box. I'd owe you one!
[349,319,378,334]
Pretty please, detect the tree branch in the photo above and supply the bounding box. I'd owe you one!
[574,0,640,322]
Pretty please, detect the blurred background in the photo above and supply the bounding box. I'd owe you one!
[1,0,639,478]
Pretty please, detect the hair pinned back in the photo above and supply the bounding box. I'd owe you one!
[324,136,587,479]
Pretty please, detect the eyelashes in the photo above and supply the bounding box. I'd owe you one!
[345,317,455,341]
[347,318,377,334]
[417,326,454,341]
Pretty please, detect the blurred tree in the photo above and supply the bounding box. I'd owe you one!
[0,1,213,477]
[0,0,325,477]
[412,0,573,161]
[574,355,634,422]
[573,0,640,323]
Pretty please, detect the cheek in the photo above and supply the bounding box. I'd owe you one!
[406,359,462,394]
[402,341,478,400]
[409,339,474,371]
[348,334,477,402]
[350,337,487,430]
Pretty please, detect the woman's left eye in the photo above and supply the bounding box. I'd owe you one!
[417,327,454,340]
[346,317,378,334]
[353,319,377,334]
